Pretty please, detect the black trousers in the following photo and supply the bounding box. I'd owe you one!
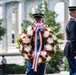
[1,64,6,74]
[27,63,45,75]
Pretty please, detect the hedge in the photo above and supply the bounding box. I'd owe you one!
[6,64,25,74]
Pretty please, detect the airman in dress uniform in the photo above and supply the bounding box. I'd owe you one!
[64,0,76,75]
[26,13,45,75]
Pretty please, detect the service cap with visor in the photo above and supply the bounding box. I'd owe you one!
[68,0,76,11]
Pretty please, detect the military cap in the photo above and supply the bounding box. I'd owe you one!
[33,13,44,18]
[68,0,76,11]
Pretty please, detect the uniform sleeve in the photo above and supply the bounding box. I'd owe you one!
[69,21,76,49]
[69,21,76,42]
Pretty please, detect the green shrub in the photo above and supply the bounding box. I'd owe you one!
[6,64,26,74]
[46,63,55,73]
[63,57,69,71]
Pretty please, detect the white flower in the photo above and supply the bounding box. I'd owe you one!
[44,44,52,50]
[38,57,42,63]
[47,28,51,31]
[24,45,31,52]
[24,54,29,59]
[46,56,51,62]
[41,51,47,57]
[19,45,23,51]
[43,31,49,37]
[27,26,32,31]
[26,26,33,36]
[47,38,54,44]
[27,30,33,36]
[21,34,26,38]
[22,37,31,43]
[52,34,57,40]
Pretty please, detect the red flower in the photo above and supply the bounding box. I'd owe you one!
[42,58,46,61]
[28,55,31,59]
[19,38,22,43]
[45,54,48,57]
[33,31,35,35]
[50,31,52,33]
[24,31,27,34]
[22,50,26,54]
[32,26,34,30]
[44,28,47,31]
[31,57,34,63]
[22,43,25,46]
[48,34,52,37]
[47,50,52,53]
[41,31,44,34]
[50,43,55,46]
[29,50,32,54]
[26,43,30,46]
[28,36,31,39]
[23,36,26,38]
[51,51,54,55]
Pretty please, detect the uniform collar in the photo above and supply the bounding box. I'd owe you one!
[70,17,76,22]
[71,17,76,21]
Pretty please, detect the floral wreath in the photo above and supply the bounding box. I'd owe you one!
[17,20,56,71]
[17,25,55,63]
[17,21,56,71]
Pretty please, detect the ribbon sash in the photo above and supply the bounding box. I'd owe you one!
[32,30,42,72]
[31,21,45,72]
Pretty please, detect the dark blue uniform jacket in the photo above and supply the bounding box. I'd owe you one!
[64,18,76,57]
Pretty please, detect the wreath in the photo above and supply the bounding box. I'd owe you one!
[17,26,56,64]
